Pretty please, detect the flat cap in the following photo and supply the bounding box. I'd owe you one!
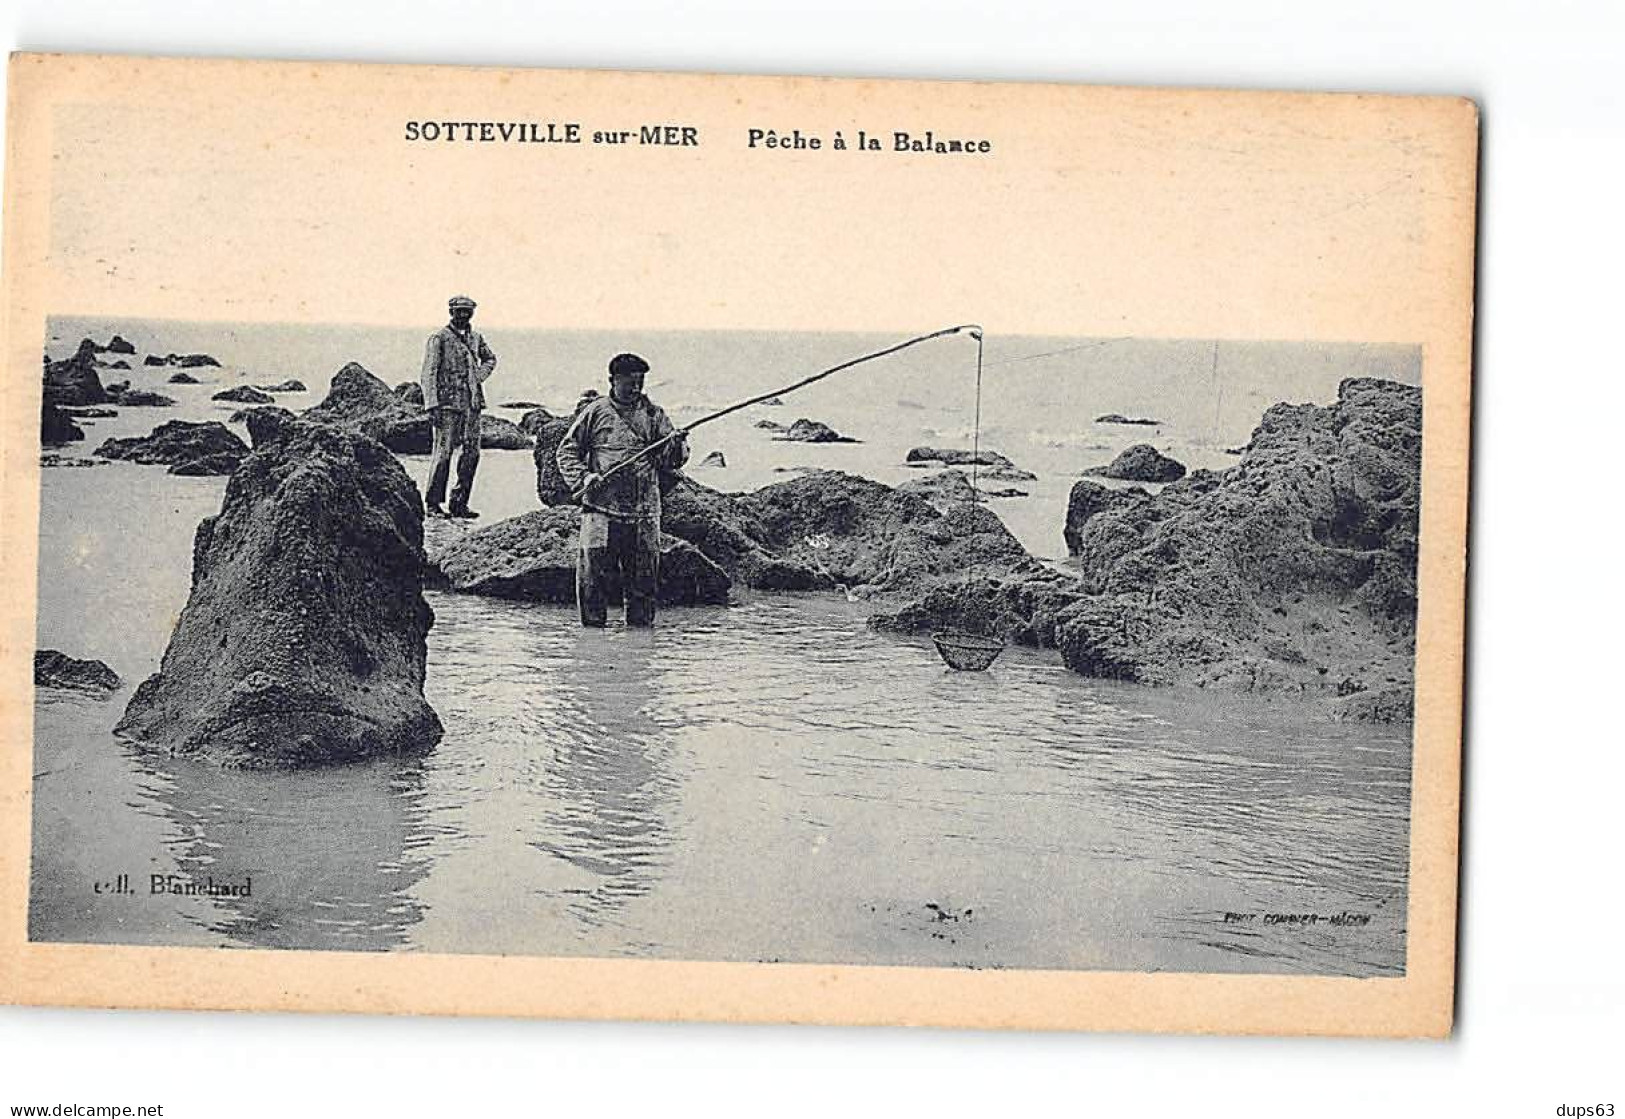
[448,295,477,310]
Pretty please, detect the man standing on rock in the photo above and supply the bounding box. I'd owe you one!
[421,294,497,518]
[555,353,689,627]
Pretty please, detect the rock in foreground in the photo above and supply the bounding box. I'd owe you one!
[35,650,122,696]
[115,421,442,767]
[94,420,249,475]
[881,379,1422,718]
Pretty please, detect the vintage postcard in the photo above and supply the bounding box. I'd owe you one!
[0,54,1475,1034]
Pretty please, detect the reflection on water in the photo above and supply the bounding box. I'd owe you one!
[31,590,1412,975]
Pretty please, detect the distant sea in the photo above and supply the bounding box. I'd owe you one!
[46,316,1421,561]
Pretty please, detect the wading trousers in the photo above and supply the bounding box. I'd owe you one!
[426,407,481,512]
[577,511,660,627]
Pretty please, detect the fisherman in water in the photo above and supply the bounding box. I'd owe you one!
[555,353,689,627]
[421,294,498,519]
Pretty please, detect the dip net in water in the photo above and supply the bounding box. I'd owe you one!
[932,631,1005,672]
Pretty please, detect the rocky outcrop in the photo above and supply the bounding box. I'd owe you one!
[35,650,122,696]
[43,345,110,407]
[906,446,1015,468]
[231,405,297,449]
[258,379,307,393]
[115,420,442,768]
[41,403,85,446]
[1085,443,1187,483]
[1096,413,1161,426]
[143,352,221,369]
[106,335,136,355]
[425,506,730,606]
[881,379,1422,717]
[776,418,858,443]
[663,472,1033,598]
[1063,480,1152,554]
[109,387,176,407]
[304,363,529,454]
[94,420,250,475]
[168,372,202,384]
[303,362,432,454]
[213,386,275,405]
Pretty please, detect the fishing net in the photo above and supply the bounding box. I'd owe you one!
[931,631,1005,672]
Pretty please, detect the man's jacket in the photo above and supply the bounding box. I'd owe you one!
[420,325,497,412]
[555,394,688,522]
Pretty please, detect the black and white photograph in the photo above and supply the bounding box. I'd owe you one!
[3,51,1476,1047]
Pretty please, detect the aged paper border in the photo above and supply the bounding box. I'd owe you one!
[0,53,1474,1035]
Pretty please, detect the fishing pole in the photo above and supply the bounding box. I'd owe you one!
[571,323,984,501]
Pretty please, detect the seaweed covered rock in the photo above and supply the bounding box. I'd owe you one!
[660,473,1036,596]
[43,344,110,407]
[426,506,729,606]
[108,387,176,407]
[213,385,276,405]
[94,420,249,475]
[1060,380,1421,695]
[35,650,122,696]
[1085,443,1187,483]
[905,446,1015,468]
[230,405,297,449]
[303,362,432,454]
[877,379,1423,716]
[115,420,442,767]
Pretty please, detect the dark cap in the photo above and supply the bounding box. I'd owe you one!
[608,353,650,378]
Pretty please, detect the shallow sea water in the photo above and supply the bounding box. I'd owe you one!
[28,326,1414,974]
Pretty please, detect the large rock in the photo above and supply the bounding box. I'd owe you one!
[888,379,1422,712]
[426,506,730,606]
[35,650,122,696]
[1085,443,1187,483]
[105,335,136,355]
[232,405,297,449]
[41,403,85,446]
[1063,480,1152,554]
[259,379,308,393]
[213,385,276,405]
[43,344,110,407]
[662,472,1033,599]
[94,420,249,475]
[303,362,432,455]
[115,420,442,767]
